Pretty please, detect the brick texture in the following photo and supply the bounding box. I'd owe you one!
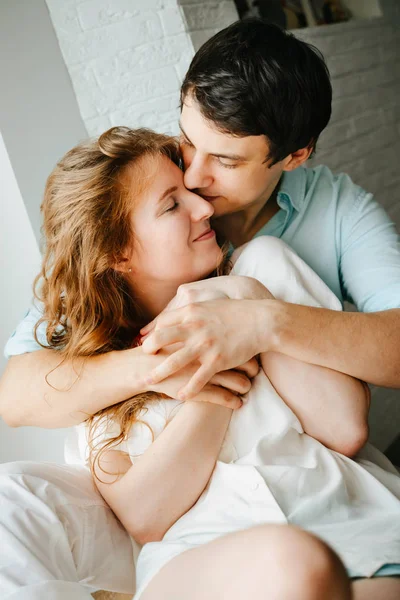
[46,0,194,136]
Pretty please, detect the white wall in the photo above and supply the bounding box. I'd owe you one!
[179,0,238,51]
[46,0,195,136]
[0,132,67,463]
[0,0,87,241]
[0,0,88,463]
[343,0,382,19]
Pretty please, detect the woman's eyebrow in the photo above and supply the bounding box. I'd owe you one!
[179,122,246,161]
[158,186,178,204]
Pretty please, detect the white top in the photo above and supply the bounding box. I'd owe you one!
[68,237,400,598]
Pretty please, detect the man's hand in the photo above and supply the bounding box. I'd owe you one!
[141,298,277,399]
[139,276,274,400]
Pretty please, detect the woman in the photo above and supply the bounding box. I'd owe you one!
[32,126,400,599]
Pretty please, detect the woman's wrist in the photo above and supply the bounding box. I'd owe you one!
[180,400,234,433]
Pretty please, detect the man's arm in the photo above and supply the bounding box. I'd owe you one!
[268,302,400,388]
[0,344,254,428]
[141,298,400,389]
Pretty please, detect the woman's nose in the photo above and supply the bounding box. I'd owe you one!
[189,192,214,222]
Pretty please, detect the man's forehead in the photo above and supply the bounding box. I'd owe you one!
[180,97,269,160]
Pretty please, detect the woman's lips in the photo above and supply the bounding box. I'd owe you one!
[194,229,216,242]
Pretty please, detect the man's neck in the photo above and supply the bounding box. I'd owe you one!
[213,184,281,248]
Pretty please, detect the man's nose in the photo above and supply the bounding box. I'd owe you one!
[184,156,213,191]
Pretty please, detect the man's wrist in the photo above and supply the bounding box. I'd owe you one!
[254,298,288,354]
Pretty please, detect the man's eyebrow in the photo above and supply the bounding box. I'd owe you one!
[158,186,178,204]
[179,122,246,161]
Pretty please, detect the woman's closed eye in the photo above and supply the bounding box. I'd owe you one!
[165,200,179,213]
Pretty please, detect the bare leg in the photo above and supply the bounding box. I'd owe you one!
[352,577,400,600]
[141,524,351,600]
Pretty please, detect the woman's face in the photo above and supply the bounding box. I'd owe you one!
[123,154,223,311]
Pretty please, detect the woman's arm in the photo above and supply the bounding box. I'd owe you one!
[93,393,235,545]
[261,351,370,457]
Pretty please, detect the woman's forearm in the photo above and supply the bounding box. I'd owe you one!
[261,351,370,456]
[95,401,232,545]
[0,347,150,428]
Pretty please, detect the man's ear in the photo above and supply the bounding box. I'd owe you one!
[283,146,313,172]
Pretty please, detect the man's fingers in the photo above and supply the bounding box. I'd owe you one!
[140,320,156,335]
[178,363,217,400]
[146,347,198,385]
[142,326,188,355]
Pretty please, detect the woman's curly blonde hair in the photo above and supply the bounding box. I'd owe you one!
[34,126,228,481]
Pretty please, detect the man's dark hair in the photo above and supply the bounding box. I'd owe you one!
[181,18,332,165]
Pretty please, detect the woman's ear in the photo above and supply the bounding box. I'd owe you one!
[113,254,133,275]
[282,146,313,172]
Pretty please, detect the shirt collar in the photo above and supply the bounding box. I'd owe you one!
[277,166,307,212]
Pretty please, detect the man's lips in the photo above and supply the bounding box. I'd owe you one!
[200,194,218,202]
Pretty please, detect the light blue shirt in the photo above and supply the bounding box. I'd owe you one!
[5,165,400,359]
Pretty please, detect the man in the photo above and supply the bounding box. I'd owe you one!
[0,18,399,599]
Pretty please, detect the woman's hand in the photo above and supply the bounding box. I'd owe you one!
[147,348,259,410]
[148,276,273,317]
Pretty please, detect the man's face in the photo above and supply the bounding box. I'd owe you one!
[180,94,287,218]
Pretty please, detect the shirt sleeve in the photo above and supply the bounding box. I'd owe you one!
[4,301,49,359]
[339,187,400,312]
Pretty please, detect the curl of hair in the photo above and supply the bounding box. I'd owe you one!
[34,126,228,481]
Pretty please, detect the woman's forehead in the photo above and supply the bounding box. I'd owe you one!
[123,154,182,211]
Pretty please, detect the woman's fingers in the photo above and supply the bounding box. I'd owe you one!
[194,384,243,410]
[210,370,251,395]
[234,358,260,379]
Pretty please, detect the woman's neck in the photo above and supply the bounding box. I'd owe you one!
[129,279,181,321]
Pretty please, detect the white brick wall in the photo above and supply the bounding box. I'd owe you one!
[46,0,194,135]
[300,18,400,220]
[179,0,238,51]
